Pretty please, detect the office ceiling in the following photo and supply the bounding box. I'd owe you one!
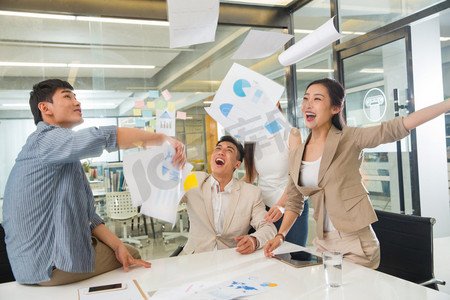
[0,0,449,119]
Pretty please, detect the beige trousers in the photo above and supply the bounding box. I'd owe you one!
[38,237,141,286]
[313,225,380,269]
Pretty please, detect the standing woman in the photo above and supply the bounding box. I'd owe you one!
[242,103,309,251]
[264,78,450,269]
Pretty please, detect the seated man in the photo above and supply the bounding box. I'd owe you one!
[181,136,276,254]
[2,79,185,285]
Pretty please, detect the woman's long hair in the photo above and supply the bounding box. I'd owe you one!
[243,142,256,183]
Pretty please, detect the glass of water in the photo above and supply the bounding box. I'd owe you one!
[323,251,343,287]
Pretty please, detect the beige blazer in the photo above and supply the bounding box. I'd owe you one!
[181,172,276,254]
[285,117,410,239]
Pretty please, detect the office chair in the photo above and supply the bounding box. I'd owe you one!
[162,203,189,244]
[372,210,445,290]
[0,224,15,283]
[106,192,148,248]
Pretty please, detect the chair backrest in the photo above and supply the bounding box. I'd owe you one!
[0,224,15,283]
[169,244,185,257]
[372,209,436,289]
[106,192,138,220]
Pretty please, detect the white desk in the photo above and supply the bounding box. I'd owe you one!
[1,243,449,300]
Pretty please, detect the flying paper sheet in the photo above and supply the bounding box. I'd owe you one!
[205,63,289,142]
[232,30,293,60]
[167,0,219,48]
[278,16,343,66]
[123,142,193,225]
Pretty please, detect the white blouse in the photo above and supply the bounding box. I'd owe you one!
[254,128,291,207]
[300,156,336,232]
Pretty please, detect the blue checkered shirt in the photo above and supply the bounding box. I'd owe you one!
[2,122,117,284]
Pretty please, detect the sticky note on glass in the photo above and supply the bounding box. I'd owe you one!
[176,111,187,120]
[149,90,159,98]
[167,102,175,112]
[147,102,155,109]
[136,119,146,127]
[161,89,172,100]
[133,108,142,116]
[134,100,145,108]
[184,173,199,192]
[143,110,153,118]
[157,100,167,110]
[150,119,156,128]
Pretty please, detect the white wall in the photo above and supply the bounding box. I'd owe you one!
[411,16,450,237]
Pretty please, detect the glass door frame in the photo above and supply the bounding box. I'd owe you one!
[335,27,421,215]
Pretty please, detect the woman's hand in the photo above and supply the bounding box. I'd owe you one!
[264,205,285,223]
[264,235,284,257]
[114,243,152,271]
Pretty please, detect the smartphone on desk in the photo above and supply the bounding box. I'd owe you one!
[85,283,127,294]
[273,251,323,268]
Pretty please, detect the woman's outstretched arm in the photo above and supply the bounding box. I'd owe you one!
[402,98,450,131]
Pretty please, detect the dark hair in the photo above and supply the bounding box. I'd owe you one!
[29,79,74,125]
[243,142,256,183]
[216,135,244,162]
[306,78,346,130]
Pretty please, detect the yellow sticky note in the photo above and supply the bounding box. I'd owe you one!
[147,102,155,109]
[133,140,143,147]
[133,108,142,116]
[167,102,175,112]
[184,173,199,192]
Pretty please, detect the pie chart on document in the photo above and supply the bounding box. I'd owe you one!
[233,79,251,97]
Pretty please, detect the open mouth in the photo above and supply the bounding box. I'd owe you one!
[305,112,316,122]
[215,158,225,166]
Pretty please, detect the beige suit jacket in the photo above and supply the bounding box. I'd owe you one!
[285,117,410,239]
[181,172,276,254]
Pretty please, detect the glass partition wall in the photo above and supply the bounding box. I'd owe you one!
[0,14,287,196]
[0,7,289,255]
[1,0,449,255]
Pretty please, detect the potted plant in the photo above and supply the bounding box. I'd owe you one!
[82,160,91,180]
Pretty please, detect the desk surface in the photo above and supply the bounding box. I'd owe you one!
[1,243,449,300]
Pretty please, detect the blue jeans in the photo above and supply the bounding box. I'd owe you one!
[269,199,309,247]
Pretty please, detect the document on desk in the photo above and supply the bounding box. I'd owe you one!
[151,276,279,299]
[78,280,147,300]
[123,141,193,225]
